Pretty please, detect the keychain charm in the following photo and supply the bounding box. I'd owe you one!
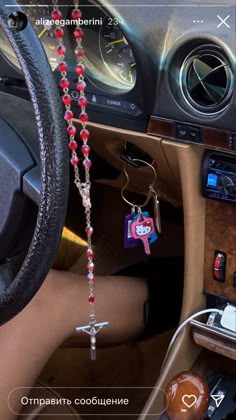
[131,215,155,255]
[124,206,139,248]
[133,211,158,244]
[124,214,139,248]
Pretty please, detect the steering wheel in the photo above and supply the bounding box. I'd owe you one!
[0,1,69,324]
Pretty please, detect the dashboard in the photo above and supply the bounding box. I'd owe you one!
[0,0,236,148]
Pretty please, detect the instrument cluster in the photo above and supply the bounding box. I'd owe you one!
[0,0,137,93]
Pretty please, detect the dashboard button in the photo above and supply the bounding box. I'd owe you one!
[123,101,142,116]
[71,90,80,100]
[86,93,105,106]
[213,251,226,283]
[189,127,201,142]
[176,125,188,139]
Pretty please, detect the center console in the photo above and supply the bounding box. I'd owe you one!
[190,152,236,363]
[141,145,236,420]
[187,152,236,418]
[186,151,236,370]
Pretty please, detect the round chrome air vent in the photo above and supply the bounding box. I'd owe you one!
[180,46,234,114]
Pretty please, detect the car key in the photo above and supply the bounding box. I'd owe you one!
[131,215,155,255]
[149,186,162,234]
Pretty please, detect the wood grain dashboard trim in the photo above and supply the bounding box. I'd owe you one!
[204,199,236,302]
[148,117,235,154]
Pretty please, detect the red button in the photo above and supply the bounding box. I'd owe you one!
[214,255,222,270]
[213,252,226,282]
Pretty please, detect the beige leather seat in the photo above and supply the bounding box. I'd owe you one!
[20,382,81,419]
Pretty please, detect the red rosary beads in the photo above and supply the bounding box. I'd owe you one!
[51,0,108,360]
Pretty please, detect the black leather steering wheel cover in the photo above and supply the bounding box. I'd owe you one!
[0,1,69,324]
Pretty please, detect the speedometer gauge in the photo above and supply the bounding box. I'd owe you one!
[99,17,137,88]
[0,0,65,71]
[26,1,60,71]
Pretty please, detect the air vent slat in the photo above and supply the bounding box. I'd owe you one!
[203,82,225,103]
[193,58,213,81]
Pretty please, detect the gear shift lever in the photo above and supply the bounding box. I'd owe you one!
[165,371,209,420]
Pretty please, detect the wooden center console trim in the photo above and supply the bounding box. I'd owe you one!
[204,199,236,302]
[193,328,236,361]
[192,351,236,381]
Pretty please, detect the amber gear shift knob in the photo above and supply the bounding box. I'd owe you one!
[165,371,209,420]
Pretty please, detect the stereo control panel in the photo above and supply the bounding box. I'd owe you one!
[202,153,236,204]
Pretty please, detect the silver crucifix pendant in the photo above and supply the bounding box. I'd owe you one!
[76,321,109,360]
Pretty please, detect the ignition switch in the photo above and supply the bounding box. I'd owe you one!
[120,142,153,168]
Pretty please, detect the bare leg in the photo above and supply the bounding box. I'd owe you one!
[0,270,147,420]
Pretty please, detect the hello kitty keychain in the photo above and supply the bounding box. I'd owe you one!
[121,159,161,255]
[131,215,155,255]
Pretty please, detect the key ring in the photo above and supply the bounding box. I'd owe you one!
[121,159,157,209]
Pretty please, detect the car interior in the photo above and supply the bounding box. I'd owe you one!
[0,0,235,419]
